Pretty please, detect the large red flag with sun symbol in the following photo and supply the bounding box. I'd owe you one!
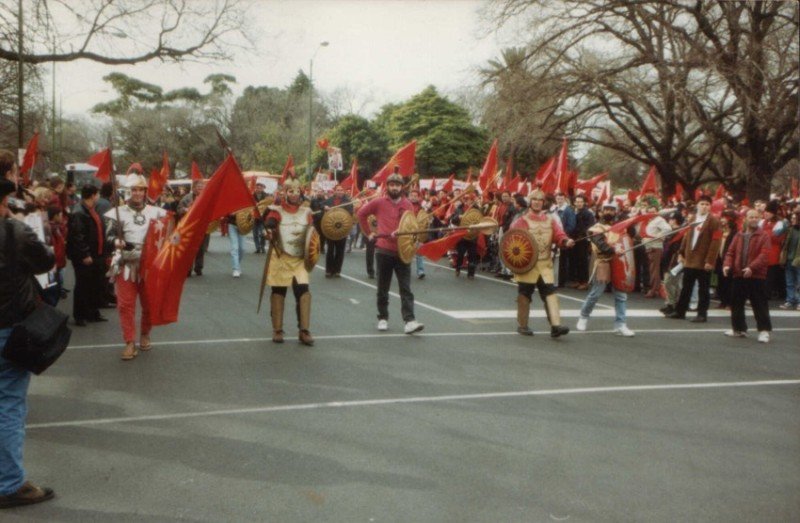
[146,155,256,325]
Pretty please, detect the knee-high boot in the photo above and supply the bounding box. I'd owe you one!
[270,293,285,343]
[298,292,314,346]
[517,295,533,335]
[545,294,569,337]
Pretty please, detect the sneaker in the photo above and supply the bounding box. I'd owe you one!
[232,270,241,278]
[724,330,746,338]
[615,325,635,337]
[377,319,388,331]
[404,320,424,334]
[418,273,425,280]
[779,302,793,310]
[796,304,800,311]
[576,317,588,331]
[0,480,55,509]
[757,331,770,343]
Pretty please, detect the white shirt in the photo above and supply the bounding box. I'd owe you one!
[691,212,709,249]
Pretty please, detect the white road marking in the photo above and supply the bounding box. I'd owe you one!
[27,379,800,430]
[421,259,610,308]
[66,327,800,350]
[445,308,800,319]
[349,298,360,304]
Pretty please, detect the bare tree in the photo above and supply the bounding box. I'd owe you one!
[0,0,252,65]
[485,0,798,199]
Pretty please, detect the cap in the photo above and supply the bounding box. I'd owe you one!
[603,201,618,211]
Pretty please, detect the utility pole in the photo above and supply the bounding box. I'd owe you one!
[17,0,24,148]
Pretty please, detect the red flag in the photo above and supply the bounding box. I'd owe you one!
[19,132,39,185]
[147,168,161,201]
[372,141,416,183]
[519,181,529,197]
[316,138,329,150]
[554,138,570,195]
[597,184,609,205]
[610,213,656,235]
[640,165,659,195]
[191,161,203,181]
[627,189,639,203]
[673,182,684,202]
[478,140,498,192]
[341,158,359,196]
[442,174,455,193]
[507,174,521,193]
[140,213,174,282]
[418,230,469,261]
[540,165,558,195]
[792,178,799,199]
[88,148,113,183]
[279,155,295,185]
[694,187,703,201]
[574,172,608,194]
[146,155,256,325]
[465,167,473,186]
[534,157,555,184]
[714,184,725,200]
[247,175,257,193]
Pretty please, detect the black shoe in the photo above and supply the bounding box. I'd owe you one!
[551,325,570,338]
[659,305,674,315]
[517,326,533,336]
[195,268,203,276]
[0,481,55,509]
[666,312,686,319]
[467,274,475,280]
[418,273,425,280]
[74,319,87,327]
[368,273,375,279]
[690,316,707,323]
[88,315,108,322]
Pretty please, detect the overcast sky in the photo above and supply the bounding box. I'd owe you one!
[54,0,516,118]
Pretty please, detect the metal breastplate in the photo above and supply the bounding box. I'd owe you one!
[277,206,311,257]
[524,216,554,259]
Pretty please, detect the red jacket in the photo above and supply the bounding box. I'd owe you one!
[761,219,786,266]
[723,229,770,280]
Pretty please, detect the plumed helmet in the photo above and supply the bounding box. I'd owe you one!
[528,188,545,201]
[386,173,404,185]
[283,178,301,193]
[125,173,148,189]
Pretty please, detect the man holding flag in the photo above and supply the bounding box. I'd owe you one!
[105,173,167,360]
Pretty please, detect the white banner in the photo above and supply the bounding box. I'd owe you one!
[327,147,343,171]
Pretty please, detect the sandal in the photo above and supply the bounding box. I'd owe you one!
[139,335,152,351]
[121,342,139,361]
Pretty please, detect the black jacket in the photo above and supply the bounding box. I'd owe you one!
[0,218,55,328]
[67,203,106,262]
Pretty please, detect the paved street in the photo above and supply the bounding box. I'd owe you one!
[8,234,800,522]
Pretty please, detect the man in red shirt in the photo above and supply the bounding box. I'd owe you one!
[357,173,423,334]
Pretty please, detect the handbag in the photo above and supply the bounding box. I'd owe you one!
[1,220,71,374]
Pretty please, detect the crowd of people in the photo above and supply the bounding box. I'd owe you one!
[1,145,798,508]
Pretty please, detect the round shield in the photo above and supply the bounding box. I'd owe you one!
[397,210,419,264]
[304,227,321,272]
[207,219,220,235]
[461,207,484,239]
[320,207,354,241]
[611,233,636,292]
[500,228,538,274]
[235,207,256,235]
[416,209,430,243]
[257,196,274,215]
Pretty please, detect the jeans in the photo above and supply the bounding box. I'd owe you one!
[376,252,415,321]
[730,278,772,333]
[579,279,628,328]
[0,327,30,495]
[785,264,800,306]
[415,255,425,276]
[228,225,245,272]
[252,220,265,252]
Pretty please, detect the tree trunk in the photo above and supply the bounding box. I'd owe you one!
[745,161,772,202]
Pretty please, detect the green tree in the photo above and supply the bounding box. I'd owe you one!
[375,86,488,176]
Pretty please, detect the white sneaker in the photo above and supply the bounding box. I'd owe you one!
[576,317,588,331]
[404,320,424,334]
[724,330,746,338]
[232,270,241,278]
[615,325,635,337]
[377,319,388,331]
[758,331,770,343]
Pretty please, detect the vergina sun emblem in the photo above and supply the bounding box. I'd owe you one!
[170,231,181,245]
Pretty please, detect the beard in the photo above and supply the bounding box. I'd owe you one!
[387,187,402,199]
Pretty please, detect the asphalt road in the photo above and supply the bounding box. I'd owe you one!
[7,234,799,522]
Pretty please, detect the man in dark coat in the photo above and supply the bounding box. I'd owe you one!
[67,184,107,326]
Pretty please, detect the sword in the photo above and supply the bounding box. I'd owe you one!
[256,239,274,314]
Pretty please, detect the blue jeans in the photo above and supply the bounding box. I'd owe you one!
[0,327,30,495]
[228,225,245,272]
[786,263,800,306]
[415,255,425,276]
[252,220,265,252]
[579,279,628,328]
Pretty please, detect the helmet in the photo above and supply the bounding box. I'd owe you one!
[528,189,545,201]
[386,173,404,185]
[603,201,618,211]
[283,178,302,195]
[126,173,148,189]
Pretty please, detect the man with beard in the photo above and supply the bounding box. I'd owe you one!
[105,174,168,360]
[322,184,352,277]
[510,189,574,338]
[357,173,424,334]
[723,209,772,343]
[576,202,635,336]
[262,179,315,346]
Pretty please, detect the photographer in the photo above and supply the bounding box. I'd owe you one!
[0,156,56,508]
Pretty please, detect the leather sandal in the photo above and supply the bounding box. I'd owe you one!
[121,342,139,361]
[139,335,152,351]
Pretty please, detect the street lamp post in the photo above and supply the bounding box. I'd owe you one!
[306,41,329,181]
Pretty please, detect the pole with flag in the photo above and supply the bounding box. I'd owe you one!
[19,131,39,186]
